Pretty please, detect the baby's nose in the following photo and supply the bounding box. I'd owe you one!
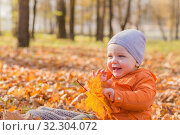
[111,57,118,63]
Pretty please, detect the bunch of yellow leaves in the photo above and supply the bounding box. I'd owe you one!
[79,74,116,120]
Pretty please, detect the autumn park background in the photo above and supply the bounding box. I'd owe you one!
[0,0,179,120]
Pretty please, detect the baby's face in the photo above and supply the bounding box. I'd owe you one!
[107,44,138,79]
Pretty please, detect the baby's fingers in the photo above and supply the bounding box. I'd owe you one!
[100,69,107,81]
[92,69,102,78]
[109,93,114,102]
[101,69,107,76]
[92,70,96,78]
[96,69,102,75]
[102,88,114,102]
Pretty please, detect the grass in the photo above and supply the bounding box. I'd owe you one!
[0,32,180,55]
[146,40,180,63]
[31,35,106,48]
[146,40,180,54]
[0,33,16,47]
[0,33,107,48]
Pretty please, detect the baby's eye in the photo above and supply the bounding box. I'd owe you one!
[108,55,112,58]
[118,55,124,57]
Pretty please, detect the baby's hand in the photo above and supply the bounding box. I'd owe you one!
[92,69,107,82]
[102,88,114,102]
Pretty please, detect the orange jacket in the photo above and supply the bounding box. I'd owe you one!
[105,68,157,120]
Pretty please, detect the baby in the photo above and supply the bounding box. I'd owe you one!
[93,29,157,120]
[27,29,156,120]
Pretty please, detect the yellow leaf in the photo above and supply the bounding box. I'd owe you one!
[80,74,116,120]
[85,91,113,119]
[55,82,61,90]
[55,11,63,16]
[8,106,16,112]
[175,98,180,105]
[28,73,36,81]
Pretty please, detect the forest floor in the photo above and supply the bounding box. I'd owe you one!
[0,34,180,120]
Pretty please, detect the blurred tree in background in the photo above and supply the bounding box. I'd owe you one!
[56,0,66,38]
[11,0,18,36]
[0,0,180,47]
[18,0,29,47]
[109,0,113,38]
[31,0,37,39]
[70,0,75,40]
[175,0,180,40]
[151,0,180,41]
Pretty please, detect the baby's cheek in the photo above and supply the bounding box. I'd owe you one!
[107,62,112,71]
[121,60,131,68]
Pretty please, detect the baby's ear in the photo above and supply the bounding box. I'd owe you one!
[135,63,140,68]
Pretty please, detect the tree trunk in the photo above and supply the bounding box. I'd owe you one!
[175,0,179,40]
[11,0,18,37]
[109,0,113,38]
[88,0,93,40]
[96,0,100,40]
[44,10,48,33]
[56,0,66,38]
[169,0,176,40]
[49,16,54,34]
[157,17,168,41]
[118,0,122,30]
[70,0,75,40]
[169,23,174,41]
[81,6,84,35]
[99,0,106,40]
[18,0,29,47]
[31,0,37,39]
[136,0,141,30]
[96,0,105,41]
[121,0,131,30]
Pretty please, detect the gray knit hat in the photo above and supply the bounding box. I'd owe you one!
[108,29,146,65]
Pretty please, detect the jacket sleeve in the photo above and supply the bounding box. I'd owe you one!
[111,75,156,111]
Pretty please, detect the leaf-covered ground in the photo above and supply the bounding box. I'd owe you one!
[0,44,179,120]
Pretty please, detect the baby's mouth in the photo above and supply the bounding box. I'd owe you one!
[112,67,122,71]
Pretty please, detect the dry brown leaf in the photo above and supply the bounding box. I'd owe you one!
[3,110,41,120]
[3,110,26,120]
[0,46,179,120]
